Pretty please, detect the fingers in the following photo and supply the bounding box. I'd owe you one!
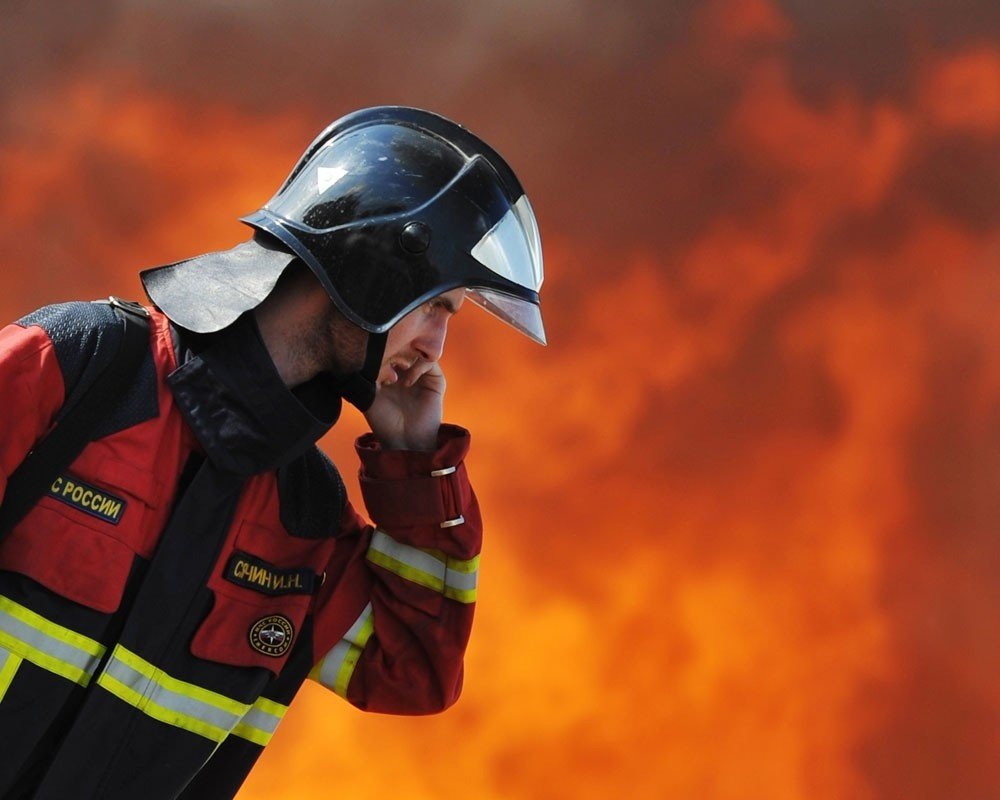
[400,359,444,390]
[366,360,445,451]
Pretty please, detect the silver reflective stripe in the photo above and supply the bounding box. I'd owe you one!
[239,704,282,736]
[311,603,374,698]
[370,530,445,582]
[367,530,479,602]
[445,569,477,593]
[0,596,105,686]
[231,696,289,746]
[314,640,351,688]
[0,614,97,674]
[97,645,251,743]
[102,654,244,732]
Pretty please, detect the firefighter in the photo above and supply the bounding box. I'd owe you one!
[0,107,545,799]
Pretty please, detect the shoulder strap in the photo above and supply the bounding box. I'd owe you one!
[0,297,151,536]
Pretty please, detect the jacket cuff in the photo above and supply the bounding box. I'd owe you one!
[357,424,472,530]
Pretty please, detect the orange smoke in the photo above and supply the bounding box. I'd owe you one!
[1,0,999,797]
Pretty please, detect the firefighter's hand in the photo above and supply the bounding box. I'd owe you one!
[364,359,444,451]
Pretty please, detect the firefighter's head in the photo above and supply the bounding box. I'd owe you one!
[251,264,466,393]
[141,106,545,407]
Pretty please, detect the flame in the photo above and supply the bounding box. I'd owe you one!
[1,1,999,797]
[922,48,1000,135]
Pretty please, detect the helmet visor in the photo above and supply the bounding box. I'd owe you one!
[466,192,546,344]
[470,194,544,293]
[465,287,547,345]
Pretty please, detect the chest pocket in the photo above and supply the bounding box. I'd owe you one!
[0,455,162,614]
[191,520,336,675]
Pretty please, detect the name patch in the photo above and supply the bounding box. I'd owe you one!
[224,552,317,596]
[47,475,126,525]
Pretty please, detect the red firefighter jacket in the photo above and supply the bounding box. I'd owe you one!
[0,302,481,799]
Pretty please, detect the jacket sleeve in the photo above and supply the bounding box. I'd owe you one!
[309,423,481,714]
[0,321,67,503]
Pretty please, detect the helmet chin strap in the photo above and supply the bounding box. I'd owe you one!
[338,330,387,412]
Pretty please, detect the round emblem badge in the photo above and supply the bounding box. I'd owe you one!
[249,615,294,657]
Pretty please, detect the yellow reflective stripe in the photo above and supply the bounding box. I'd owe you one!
[333,642,364,697]
[444,585,477,604]
[0,630,91,686]
[230,721,269,747]
[367,548,444,591]
[444,553,479,603]
[0,648,22,701]
[109,645,248,716]
[367,530,479,603]
[446,554,480,574]
[0,595,105,686]
[310,604,375,698]
[97,671,231,743]
[0,595,288,748]
[332,604,375,697]
[0,597,104,656]
[253,696,287,718]
[230,696,289,747]
[97,645,254,744]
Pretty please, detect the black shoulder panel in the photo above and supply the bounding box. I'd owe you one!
[91,342,158,440]
[16,301,159,439]
[277,446,346,539]
[17,302,118,392]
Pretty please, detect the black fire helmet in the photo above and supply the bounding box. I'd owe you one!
[142,107,545,405]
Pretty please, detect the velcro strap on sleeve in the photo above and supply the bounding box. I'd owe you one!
[360,463,469,529]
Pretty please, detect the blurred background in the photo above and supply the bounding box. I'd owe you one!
[2,1,999,797]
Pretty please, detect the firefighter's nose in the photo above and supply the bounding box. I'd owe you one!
[414,317,449,363]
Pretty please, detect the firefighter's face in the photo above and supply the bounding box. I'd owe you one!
[377,289,465,387]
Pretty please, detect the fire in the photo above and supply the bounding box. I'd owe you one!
[922,48,1000,135]
[1,1,998,796]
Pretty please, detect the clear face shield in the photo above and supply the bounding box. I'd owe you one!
[466,195,547,345]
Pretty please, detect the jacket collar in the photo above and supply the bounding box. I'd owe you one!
[167,314,341,475]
